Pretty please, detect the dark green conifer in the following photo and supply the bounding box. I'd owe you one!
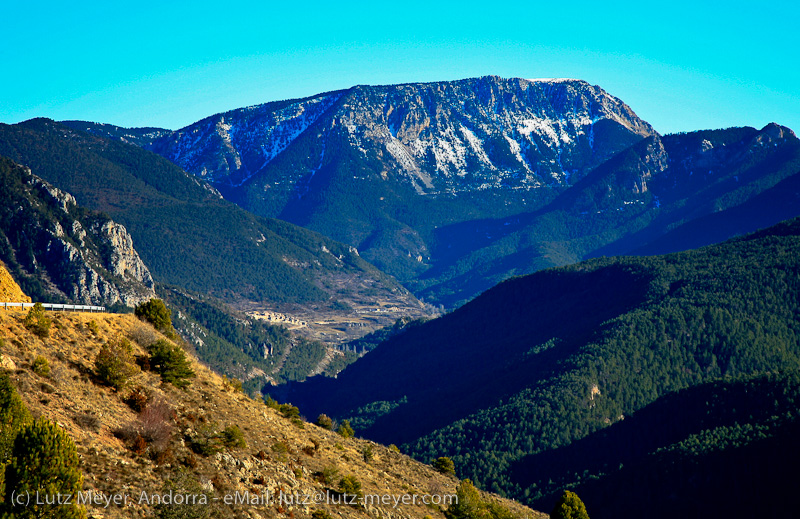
[3,419,85,518]
[336,420,354,438]
[147,340,195,389]
[433,456,456,476]
[23,302,51,338]
[134,299,173,335]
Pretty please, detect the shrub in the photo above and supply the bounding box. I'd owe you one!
[279,403,300,419]
[446,479,517,519]
[318,465,339,485]
[362,445,374,463]
[338,475,363,500]
[302,445,316,456]
[445,479,482,519]
[272,441,289,455]
[134,299,173,334]
[95,336,139,390]
[433,456,456,476]
[315,414,333,430]
[24,302,51,338]
[73,413,101,432]
[337,420,354,439]
[551,490,590,519]
[154,469,213,519]
[4,419,85,518]
[188,424,224,456]
[127,320,161,347]
[221,425,246,449]
[137,400,174,449]
[87,320,99,334]
[223,376,243,393]
[116,399,174,456]
[147,339,195,389]
[31,355,50,377]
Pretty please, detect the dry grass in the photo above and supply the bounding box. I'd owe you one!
[0,310,544,519]
[0,263,31,303]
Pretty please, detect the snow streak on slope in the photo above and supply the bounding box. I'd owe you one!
[328,77,653,193]
[153,77,655,196]
[156,93,343,186]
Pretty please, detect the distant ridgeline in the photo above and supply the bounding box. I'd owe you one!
[110,77,800,307]
[280,216,800,518]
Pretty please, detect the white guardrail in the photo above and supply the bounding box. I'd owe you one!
[0,302,106,312]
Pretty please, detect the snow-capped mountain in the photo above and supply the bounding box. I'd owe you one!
[138,77,800,307]
[150,76,654,193]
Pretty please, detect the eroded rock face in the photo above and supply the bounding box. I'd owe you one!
[0,158,156,307]
[152,76,655,194]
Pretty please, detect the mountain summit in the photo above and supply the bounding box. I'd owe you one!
[145,77,656,286]
[150,77,654,192]
[74,77,800,307]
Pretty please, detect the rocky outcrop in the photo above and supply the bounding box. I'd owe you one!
[0,156,156,307]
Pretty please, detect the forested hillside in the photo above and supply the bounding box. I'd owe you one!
[280,216,800,512]
[515,370,800,518]
[0,118,418,307]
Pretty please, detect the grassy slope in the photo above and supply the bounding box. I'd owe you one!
[0,309,540,519]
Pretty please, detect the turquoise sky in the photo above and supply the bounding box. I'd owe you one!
[2,1,798,134]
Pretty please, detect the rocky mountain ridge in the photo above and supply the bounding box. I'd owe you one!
[0,156,156,307]
[137,77,800,306]
[150,77,654,193]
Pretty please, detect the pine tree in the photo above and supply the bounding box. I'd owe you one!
[433,456,456,476]
[3,419,85,518]
[0,373,31,503]
[550,490,589,519]
[0,374,30,464]
[445,479,483,519]
[147,340,195,389]
[134,299,173,335]
[337,420,354,438]
[315,414,334,430]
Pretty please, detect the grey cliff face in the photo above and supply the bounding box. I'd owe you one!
[0,159,156,307]
[150,77,656,196]
[32,175,157,306]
